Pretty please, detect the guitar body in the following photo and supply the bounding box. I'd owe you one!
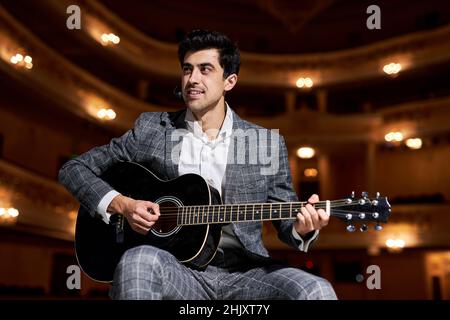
[75,161,223,283]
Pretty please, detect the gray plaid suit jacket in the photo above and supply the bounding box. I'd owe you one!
[59,108,304,259]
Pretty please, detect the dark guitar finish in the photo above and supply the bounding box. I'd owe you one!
[75,161,223,283]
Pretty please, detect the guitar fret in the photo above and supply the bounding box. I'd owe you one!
[256,204,262,220]
[180,207,184,225]
[202,206,208,224]
[252,204,255,221]
[186,206,190,225]
[201,206,205,224]
[187,206,192,225]
[269,203,272,220]
[196,206,199,224]
[219,206,224,223]
[231,205,237,222]
[280,203,289,219]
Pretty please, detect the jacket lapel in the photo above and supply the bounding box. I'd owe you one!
[164,109,187,180]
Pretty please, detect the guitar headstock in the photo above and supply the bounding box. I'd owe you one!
[331,191,391,232]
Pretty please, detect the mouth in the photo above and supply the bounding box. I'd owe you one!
[185,88,205,99]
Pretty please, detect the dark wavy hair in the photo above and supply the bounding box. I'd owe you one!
[178,29,241,78]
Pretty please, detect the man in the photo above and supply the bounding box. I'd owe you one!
[59,29,337,300]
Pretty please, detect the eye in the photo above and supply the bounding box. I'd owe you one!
[182,66,192,74]
[201,66,211,74]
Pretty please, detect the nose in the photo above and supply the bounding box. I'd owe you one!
[187,68,201,85]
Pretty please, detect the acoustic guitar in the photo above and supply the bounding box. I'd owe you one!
[75,161,391,282]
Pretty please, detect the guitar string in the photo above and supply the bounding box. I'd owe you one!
[154,200,372,216]
[142,202,385,224]
[152,204,378,222]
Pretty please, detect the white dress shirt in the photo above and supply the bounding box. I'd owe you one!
[97,104,317,252]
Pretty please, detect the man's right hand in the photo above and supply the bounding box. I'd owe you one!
[107,194,160,235]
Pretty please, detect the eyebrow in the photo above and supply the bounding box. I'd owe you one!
[182,62,216,69]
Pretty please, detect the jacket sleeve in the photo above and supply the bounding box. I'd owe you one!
[267,134,319,251]
[58,113,151,215]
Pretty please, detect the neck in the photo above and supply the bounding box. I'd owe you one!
[190,99,226,140]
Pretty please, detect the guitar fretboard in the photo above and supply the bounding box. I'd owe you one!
[172,201,338,226]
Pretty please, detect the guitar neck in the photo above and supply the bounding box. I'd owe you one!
[173,199,350,226]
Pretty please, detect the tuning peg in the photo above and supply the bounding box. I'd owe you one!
[351,191,355,199]
[359,224,368,232]
[361,191,368,199]
[374,224,383,231]
[376,192,380,199]
[346,224,356,232]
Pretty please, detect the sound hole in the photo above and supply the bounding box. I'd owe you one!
[152,200,179,235]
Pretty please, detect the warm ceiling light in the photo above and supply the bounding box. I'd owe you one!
[97,108,116,120]
[386,238,405,249]
[7,208,19,218]
[384,131,403,142]
[9,53,33,69]
[101,33,120,46]
[304,168,318,177]
[296,77,313,88]
[0,207,19,224]
[297,147,315,159]
[383,62,402,75]
[405,138,422,149]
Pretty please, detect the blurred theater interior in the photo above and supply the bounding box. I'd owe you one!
[0,0,449,299]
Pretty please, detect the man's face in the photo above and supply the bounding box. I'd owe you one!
[181,49,233,114]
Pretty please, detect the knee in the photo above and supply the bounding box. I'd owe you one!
[284,269,337,300]
[301,277,337,300]
[112,246,174,300]
[312,278,337,300]
[115,245,174,276]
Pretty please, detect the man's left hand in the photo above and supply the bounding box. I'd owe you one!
[294,194,329,238]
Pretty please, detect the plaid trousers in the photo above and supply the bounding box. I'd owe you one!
[110,245,337,300]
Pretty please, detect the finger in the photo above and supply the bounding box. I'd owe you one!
[317,209,329,226]
[136,206,159,222]
[306,204,321,229]
[308,194,319,204]
[296,212,306,225]
[132,223,150,235]
[145,202,160,216]
[132,213,154,229]
[300,207,314,230]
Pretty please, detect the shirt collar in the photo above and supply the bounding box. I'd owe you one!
[185,102,233,142]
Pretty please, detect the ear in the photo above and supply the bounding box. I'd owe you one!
[224,74,238,92]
